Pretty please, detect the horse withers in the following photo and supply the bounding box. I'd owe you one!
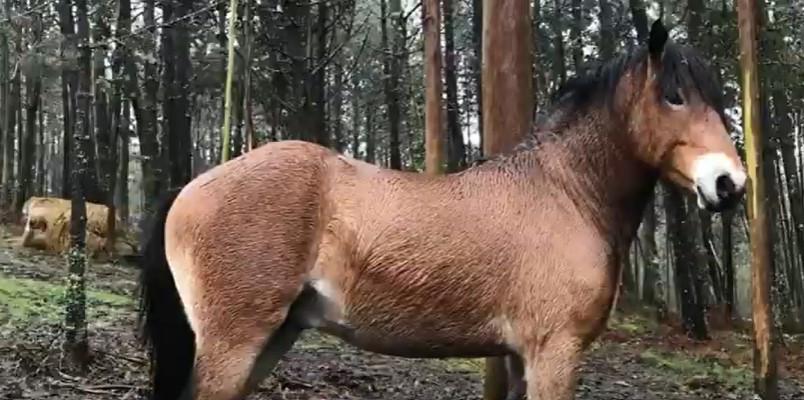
[137,20,746,400]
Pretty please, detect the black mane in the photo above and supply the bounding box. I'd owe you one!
[459,39,726,172]
[547,41,726,123]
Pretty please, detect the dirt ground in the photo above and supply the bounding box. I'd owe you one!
[1,226,803,400]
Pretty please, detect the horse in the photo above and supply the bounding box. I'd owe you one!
[136,20,746,400]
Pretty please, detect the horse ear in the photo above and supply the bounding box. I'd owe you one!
[648,19,668,58]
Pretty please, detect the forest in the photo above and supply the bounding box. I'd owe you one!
[0,0,802,398]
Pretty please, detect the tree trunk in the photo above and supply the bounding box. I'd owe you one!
[773,88,804,293]
[0,0,10,212]
[700,210,724,303]
[444,0,464,172]
[482,0,533,398]
[365,104,375,164]
[381,0,402,169]
[35,96,45,195]
[58,0,78,199]
[313,0,329,147]
[351,70,361,158]
[117,101,130,227]
[598,0,615,58]
[722,209,736,319]
[331,34,344,153]
[736,0,778,394]
[549,0,566,86]
[639,197,661,306]
[423,0,444,175]
[664,185,710,340]
[2,0,18,211]
[570,0,583,71]
[242,1,254,152]
[167,0,193,186]
[18,67,41,212]
[63,0,92,373]
[629,0,649,43]
[472,0,483,152]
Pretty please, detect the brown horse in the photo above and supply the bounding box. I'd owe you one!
[137,20,746,400]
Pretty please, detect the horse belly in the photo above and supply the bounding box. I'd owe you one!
[293,279,509,359]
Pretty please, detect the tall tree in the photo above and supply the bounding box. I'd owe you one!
[63,0,92,373]
[471,0,483,149]
[220,0,239,162]
[16,0,44,213]
[58,0,76,200]
[381,0,402,169]
[737,0,778,395]
[0,0,9,213]
[2,0,18,210]
[423,0,444,175]
[167,0,194,185]
[481,0,533,398]
[443,0,464,171]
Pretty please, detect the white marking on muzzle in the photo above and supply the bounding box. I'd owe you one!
[691,152,747,209]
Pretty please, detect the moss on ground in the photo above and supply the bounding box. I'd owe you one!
[0,272,132,328]
[608,311,656,335]
[638,348,751,390]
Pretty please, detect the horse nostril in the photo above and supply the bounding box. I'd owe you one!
[715,174,736,199]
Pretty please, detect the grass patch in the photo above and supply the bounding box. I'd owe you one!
[437,357,485,374]
[639,348,751,390]
[295,331,346,350]
[608,312,655,335]
[0,272,132,328]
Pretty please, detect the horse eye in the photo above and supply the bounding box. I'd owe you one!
[665,91,684,106]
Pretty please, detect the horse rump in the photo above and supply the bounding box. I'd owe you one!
[137,186,194,400]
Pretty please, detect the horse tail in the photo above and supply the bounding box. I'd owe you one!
[136,186,194,400]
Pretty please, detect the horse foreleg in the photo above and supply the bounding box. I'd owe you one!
[522,335,582,400]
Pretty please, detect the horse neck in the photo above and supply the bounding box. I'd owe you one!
[518,109,658,248]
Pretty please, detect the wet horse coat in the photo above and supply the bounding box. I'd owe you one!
[137,20,746,400]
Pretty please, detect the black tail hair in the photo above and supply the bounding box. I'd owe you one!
[137,186,194,400]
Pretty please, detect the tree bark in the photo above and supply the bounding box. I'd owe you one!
[664,185,710,340]
[549,0,566,86]
[736,0,778,394]
[64,0,92,373]
[444,0,464,172]
[639,198,661,306]
[629,0,649,44]
[18,69,41,211]
[167,0,193,186]
[481,0,533,398]
[0,0,10,212]
[313,0,329,147]
[2,0,19,211]
[471,0,483,151]
[722,210,736,319]
[598,0,615,58]
[570,0,584,71]
[423,0,444,175]
[381,0,402,169]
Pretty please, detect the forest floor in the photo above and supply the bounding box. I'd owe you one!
[0,224,803,400]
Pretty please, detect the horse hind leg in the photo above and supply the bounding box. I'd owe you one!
[189,312,303,400]
[187,283,323,399]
